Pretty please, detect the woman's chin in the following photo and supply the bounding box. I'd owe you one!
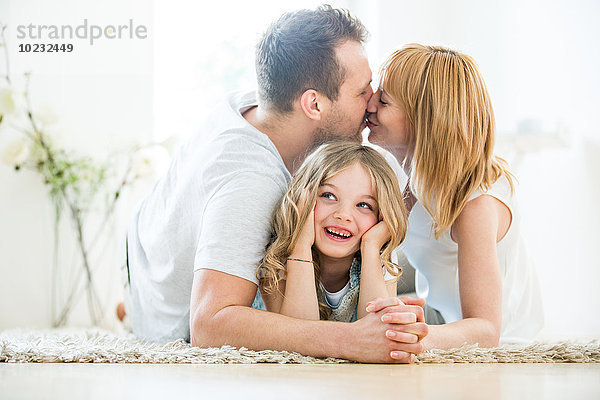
[366,129,381,145]
[367,131,391,151]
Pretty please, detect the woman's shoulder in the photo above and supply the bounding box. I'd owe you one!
[455,195,501,229]
[468,174,515,202]
[454,177,514,243]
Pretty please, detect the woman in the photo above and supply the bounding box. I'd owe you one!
[365,44,543,350]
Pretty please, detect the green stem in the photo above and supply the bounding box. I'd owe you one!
[51,201,61,327]
[70,204,103,325]
[0,23,11,84]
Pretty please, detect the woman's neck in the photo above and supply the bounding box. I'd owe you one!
[317,253,355,292]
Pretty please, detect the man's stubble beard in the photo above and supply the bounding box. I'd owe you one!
[310,110,365,151]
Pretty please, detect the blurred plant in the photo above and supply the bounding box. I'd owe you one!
[0,23,169,327]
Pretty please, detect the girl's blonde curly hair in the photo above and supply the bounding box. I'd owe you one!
[257,141,407,319]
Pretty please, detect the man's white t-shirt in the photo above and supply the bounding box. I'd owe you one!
[127,91,291,343]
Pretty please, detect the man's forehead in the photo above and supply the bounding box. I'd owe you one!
[362,78,373,90]
[335,43,372,86]
[335,41,369,67]
[345,68,372,91]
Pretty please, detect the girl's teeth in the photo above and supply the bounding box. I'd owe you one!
[326,228,351,238]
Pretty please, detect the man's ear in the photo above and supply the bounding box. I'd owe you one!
[299,89,323,121]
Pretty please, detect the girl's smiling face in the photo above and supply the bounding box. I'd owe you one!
[313,162,379,260]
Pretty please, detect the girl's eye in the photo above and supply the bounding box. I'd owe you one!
[357,202,373,211]
[321,192,336,200]
[379,98,387,105]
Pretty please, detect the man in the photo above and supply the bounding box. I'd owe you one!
[126,5,427,363]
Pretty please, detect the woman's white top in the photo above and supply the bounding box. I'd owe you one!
[402,175,544,343]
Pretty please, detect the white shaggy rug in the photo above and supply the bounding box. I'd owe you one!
[1,328,598,364]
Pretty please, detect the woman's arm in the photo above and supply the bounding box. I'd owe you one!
[420,195,505,350]
[366,195,507,350]
[356,221,396,319]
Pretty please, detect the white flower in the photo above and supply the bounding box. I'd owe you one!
[34,104,59,127]
[0,86,16,116]
[131,144,170,179]
[2,138,31,166]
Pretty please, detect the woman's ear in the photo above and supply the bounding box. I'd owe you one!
[299,89,322,121]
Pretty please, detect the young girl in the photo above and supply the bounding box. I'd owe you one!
[365,44,544,348]
[256,142,408,322]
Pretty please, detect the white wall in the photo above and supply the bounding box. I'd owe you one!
[1,0,599,338]
[153,0,352,142]
[0,0,154,329]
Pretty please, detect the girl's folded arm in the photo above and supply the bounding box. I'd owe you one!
[261,241,320,320]
[356,247,391,319]
[278,251,320,320]
[356,221,396,319]
[385,277,399,298]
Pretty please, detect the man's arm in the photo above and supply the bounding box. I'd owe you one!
[190,269,427,363]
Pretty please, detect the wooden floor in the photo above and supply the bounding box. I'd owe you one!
[1,363,599,399]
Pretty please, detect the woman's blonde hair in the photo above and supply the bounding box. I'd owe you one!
[257,141,407,319]
[380,44,515,238]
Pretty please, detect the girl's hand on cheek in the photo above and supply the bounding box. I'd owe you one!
[361,220,391,252]
[296,189,315,249]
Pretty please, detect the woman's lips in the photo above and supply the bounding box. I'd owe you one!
[366,117,378,128]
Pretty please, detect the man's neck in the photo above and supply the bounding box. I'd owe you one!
[243,105,315,175]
